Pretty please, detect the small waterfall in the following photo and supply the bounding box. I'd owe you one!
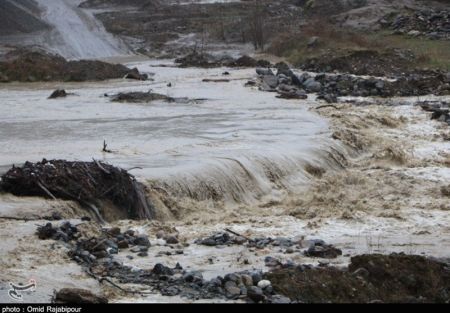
[33,0,129,59]
[145,145,349,220]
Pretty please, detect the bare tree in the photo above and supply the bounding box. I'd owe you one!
[250,0,265,51]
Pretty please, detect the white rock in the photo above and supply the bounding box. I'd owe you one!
[257,280,271,289]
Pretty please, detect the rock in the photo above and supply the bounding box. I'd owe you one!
[165,236,179,244]
[137,252,148,257]
[233,236,247,245]
[183,271,203,283]
[241,274,254,287]
[307,36,320,48]
[224,273,242,284]
[317,93,338,103]
[247,286,265,302]
[54,288,108,304]
[445,72,450,83]
[112,91,174,103]
[130,247,141,253]
[285,247,294,254]
[256,68,274,76]
[156,231,165,239]
[245,80,257,87]
[265,256,281,267]
[117,240,129,249]
[48,89,67,99]
[93,250,108,258]
[233,55,257,67]
[224,281,241,297]
[352,267,370,279]
[263,75,279,89]
[133,235,151,247]
[304,241,342,259]
[277,88,308,100]
[252,272,263,285]
[257,280,271,289]
[270,295,291,304]
[125,67,148,81]
[197,233,232,246]
[303,78,322,92]
[152,263,174,276]
[108,227,121,236]
[407,30,421,37]
[264,285,274,294]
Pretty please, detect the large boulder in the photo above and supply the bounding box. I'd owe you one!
[263,75,279,89]
[303,78,322,92]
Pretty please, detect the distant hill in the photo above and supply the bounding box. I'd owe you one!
[0,0,49,36]
[79,0,160,9]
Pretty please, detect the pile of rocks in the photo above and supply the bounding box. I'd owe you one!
[61,226,292,302]
[36,222,80,242]
[251,63,450,103]
[196,232,342,259]
[195,232,247,246]
[385,10,450,40]
[70,227,158,263]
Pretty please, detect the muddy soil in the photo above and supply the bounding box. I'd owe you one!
[299,49,422,78]
[0,50,131,82]
[268,253,450,303]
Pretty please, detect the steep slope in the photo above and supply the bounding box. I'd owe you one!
[0,0,49,36]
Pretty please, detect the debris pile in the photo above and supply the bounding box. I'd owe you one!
[0,159,155,220]
[36,222,80,242]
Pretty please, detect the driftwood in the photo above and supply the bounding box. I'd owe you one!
[315,104,339,110]
[202,79,230,83]
[102,140,112,153]
[85,268,154,295]
[225,228,251,241]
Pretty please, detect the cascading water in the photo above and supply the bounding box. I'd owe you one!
[0,64,348,220]
[33,0,129,59]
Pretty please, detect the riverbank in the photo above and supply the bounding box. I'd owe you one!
[0,59,449,302]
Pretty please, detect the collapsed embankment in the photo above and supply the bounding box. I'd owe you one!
[0,50,144,82]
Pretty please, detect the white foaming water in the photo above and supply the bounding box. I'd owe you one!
[33,0,129,59]
[0,62,343,210]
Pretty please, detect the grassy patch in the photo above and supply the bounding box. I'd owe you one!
[268,23,450,71]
